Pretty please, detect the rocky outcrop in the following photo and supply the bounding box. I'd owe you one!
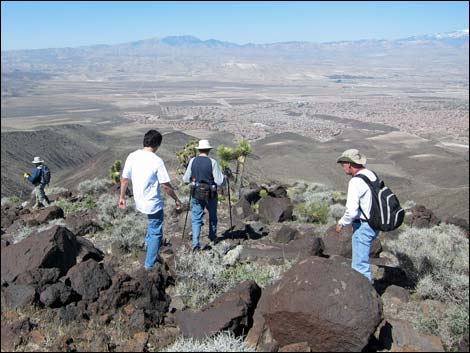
[20,206,65,227]
[259,196,293,223]
[175,280,261,339]
[1,226,78,284]
[246,256,382,352]
[404,205,440,228]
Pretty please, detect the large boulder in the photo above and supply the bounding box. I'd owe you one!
[175,280,261,339]
[1,226,78,284]
[95,266,171,329]
[246,256,382,352]
[66,259,112,302]
[233,198,256,221]
[65,212,103,237]
[404,205,440,228]
[1,225,104,286]
[259,196,293,223]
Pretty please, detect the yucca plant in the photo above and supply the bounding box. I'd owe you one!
[109,160,122,184]
[176,140,199,174]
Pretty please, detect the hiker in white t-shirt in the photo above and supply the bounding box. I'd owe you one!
[335,149,380,281]
[119,130,182,270]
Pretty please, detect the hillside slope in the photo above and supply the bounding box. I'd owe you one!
[1,124,114,197]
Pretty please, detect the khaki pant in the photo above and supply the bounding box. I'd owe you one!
[33,184,50,208]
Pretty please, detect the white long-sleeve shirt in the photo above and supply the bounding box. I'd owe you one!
[339,169,377,226]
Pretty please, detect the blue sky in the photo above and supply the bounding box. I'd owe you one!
[2,1,469,50]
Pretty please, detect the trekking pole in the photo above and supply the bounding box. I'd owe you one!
[182,185,192,241]
[224,168,233,232]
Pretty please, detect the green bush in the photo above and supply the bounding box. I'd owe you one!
[259,189,268,198]
[1,196,21,207]
[77,178,110,196]
[387,224,469,350]
[173,243,295,310]
[294,201,330,224]
[108,213,148,250]
[55,195,97,216]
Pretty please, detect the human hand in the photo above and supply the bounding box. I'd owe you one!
[175,199,182,211]
[23,172,30,179]
[119,198,126,209]
[335,223,343,233]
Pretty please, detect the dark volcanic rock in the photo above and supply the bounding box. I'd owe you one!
[66,259,111,302]
[175,280,261,339]
[246,256,382,352]
[259,196,293,223]
[1,226,78,284]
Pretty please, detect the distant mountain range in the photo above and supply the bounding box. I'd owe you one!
[1,29,468,85]
[2,29,469,52]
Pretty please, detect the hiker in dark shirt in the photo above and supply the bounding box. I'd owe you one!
[183,140,225,251]
[24,156,50,209]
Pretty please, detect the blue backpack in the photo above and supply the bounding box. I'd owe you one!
[41,164,51,185]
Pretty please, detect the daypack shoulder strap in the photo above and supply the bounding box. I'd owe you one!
[353,172,380,223]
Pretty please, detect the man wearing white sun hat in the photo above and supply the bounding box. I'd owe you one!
[183,139,225,251]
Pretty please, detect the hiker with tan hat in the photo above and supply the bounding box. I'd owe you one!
[24,156,51,209]
[335,149,380,281]
[183,139,225,251]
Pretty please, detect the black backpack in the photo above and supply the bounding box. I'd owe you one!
[355,172,404,232]
[41,164,51,185]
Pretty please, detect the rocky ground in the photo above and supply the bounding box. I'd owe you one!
[1,178,468,352]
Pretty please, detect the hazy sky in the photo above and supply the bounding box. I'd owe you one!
[2,1,469,51]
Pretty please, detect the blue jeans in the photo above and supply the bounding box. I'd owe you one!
[144,209,164,270]
[352,221,379,281]
[191,196,218,249]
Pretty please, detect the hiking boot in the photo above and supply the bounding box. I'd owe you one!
[192,246,201,253]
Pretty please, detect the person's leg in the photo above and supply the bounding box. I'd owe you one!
[207,196,218,242]
[351,222,379,281]
[33,185,42,208]
[38,185,50,206]
[191,199,205,249]
[144,209,164,270]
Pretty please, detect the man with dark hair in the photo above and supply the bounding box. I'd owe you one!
[335,149,380,281]
[119,129,182,270]
[183,139,225,251]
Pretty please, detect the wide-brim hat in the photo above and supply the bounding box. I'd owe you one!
[31,156,44,164]
[196,139,213,150]
[336,149,367,165]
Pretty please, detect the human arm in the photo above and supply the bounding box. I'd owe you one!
[119,177,130,209]
[161,183,182,210]
[119,156,132,209]
[211,159,226,186]
[337,178,364,228]
[182,158,194,184]
[27,168,41,184]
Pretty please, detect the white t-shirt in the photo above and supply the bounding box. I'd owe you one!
[121,149,170,214]
[339,168,377,226]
